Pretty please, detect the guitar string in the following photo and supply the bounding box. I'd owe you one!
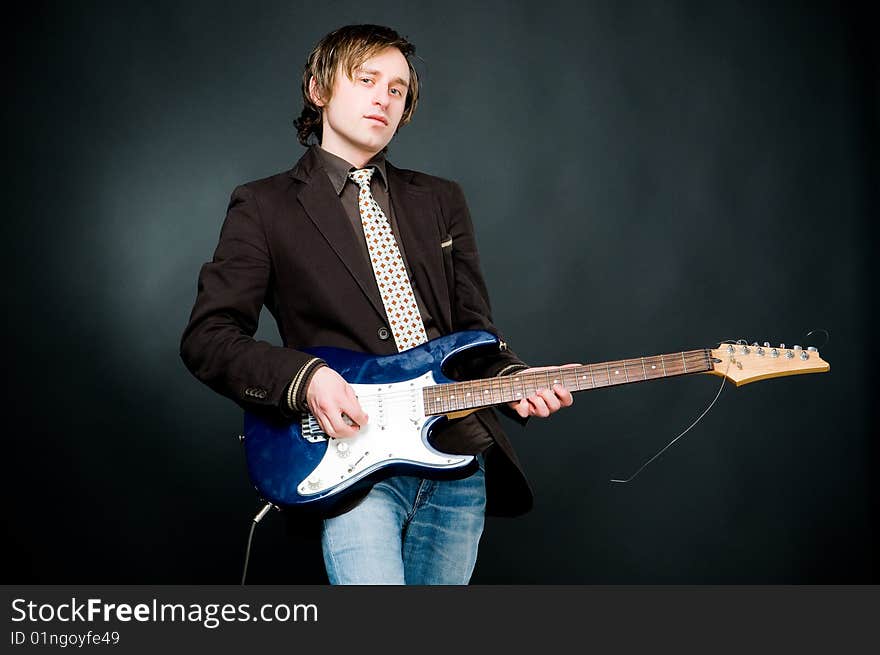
[609,355,731,484]
[316,338,815,409]
[421,338,809,410]
[309,353,713,432]
[319,354,714,425]
[342,353,713,406]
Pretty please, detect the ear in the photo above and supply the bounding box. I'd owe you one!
[308,76,326,108]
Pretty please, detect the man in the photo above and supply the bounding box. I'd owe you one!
[180,24,574,584]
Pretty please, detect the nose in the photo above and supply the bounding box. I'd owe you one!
[372,85,390,108]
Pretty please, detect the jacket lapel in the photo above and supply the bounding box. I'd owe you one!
[388,166,453,333]
[293,154,388,322]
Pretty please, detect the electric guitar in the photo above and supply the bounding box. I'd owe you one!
[241,330,830,515]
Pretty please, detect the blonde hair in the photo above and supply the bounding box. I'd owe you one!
[294,25,421,146]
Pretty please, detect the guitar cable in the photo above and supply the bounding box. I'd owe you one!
[241,502,274,585]
[610,328,830,483]
[610,347,732,484]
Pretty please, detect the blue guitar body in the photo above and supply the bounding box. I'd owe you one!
[242,330,500,515]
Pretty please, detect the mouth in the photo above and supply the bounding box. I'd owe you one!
[365,115,388,126]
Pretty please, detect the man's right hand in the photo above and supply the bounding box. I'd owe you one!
[305,367,369,438]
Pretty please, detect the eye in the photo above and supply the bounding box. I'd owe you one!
[360,77,373,85]
[390,88,402,96]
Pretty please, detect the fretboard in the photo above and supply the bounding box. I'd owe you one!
[423,349,714,416]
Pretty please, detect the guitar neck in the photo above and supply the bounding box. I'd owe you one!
[423,349,714,416]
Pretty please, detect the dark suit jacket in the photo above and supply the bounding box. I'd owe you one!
[180,146,533,516]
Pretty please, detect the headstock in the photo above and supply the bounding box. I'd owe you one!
[707,342,830,386]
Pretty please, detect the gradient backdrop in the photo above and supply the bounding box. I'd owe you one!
[6,1,876,583]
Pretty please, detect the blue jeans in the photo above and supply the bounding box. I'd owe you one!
[321,455,486,585]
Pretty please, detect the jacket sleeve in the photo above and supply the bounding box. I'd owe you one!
[441,180,530,424]
[179,184,322,419]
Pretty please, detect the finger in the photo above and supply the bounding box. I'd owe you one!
[314,408,337,438]
[537,388,562,413]
[340,396,369,428]
[320,402,356,438]
[527,395,550,418]
[553,383,574,406]
[333,409,361,438]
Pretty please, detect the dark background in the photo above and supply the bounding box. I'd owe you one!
[6,1,876,583]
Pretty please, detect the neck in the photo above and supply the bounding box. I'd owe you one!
[319,139,381,169]
[423,349,715,416]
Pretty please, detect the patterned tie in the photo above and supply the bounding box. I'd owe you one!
[348,167,428,352]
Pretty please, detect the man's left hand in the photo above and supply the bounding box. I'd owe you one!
[507,364,579,419]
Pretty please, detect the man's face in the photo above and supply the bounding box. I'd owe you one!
[312,47,411,164]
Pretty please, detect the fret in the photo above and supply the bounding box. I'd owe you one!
[641,356,648,380]
[523,373,536,397]
[680,351,687,373]
[507,375,522,402]
[563,367,578,391]
[628,359,640,381]
[660,354,668,377]
[501,375,513,404]
[626,359,640,382]
[608,361,624,385]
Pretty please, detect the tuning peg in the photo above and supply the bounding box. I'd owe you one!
[779,343,786,349]
[793,345,802,350]
[807,346,818,352]
[763,341,770,347]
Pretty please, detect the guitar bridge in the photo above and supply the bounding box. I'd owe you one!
[301,413,327,443]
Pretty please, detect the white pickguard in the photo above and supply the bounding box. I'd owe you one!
[296,371,472,496]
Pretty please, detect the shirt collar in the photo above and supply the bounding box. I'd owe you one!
[314,145,389,195]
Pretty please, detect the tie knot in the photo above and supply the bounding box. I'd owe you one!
[348,167,375,188]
